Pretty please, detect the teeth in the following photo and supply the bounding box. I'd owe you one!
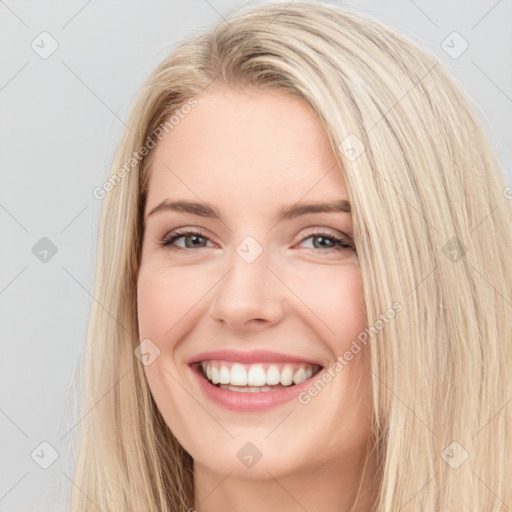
[200,360,320,388]
[211,365,220,384]
[248,365,267,386]
[219,384,281,392]
[280,365,294,386]
[292,367,307,385]
[219,365,231,384]
[266,364,280,385]
[231,363,248,385]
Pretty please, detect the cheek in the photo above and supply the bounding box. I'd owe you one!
[326,266,366,333]
[137,262,210,344]
[137,251,367,353]
[136,264,205,425]
[288,261,367,347]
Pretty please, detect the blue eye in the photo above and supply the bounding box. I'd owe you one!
[160,229,210,250]
[299,231,354,251]
[160,229,355,253]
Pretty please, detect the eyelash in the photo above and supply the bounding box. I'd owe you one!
[159,228,355,254]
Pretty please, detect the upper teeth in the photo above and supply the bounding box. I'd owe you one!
[200,360,320,387]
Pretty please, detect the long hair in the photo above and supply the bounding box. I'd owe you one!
[69,2,512,510]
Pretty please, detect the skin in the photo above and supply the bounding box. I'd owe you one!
[137,87,377,512]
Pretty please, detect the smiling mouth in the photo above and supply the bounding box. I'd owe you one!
[194,360,323,393]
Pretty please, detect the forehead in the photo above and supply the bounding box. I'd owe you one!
[145,88,348,210]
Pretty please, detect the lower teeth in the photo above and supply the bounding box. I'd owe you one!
[217,383,290,392]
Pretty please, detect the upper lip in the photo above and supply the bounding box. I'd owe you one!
[187,349,324,367]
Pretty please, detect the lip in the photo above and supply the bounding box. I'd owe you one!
[188,361,323,412]
[187,349,323,366]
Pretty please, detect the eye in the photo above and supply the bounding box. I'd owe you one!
[160,228,213,252]
[159,228,355,254]
[298,230,355,253]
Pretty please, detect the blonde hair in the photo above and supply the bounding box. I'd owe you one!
[68,2,512,511]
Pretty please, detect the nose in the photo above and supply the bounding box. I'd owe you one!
[208,243,285,331]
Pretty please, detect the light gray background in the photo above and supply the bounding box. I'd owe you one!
[1,1,510,510]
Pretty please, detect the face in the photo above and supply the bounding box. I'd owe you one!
[137,87,372,481]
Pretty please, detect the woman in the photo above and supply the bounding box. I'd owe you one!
[70,2,512,511]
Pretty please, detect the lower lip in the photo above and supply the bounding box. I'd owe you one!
[189,363,322,412]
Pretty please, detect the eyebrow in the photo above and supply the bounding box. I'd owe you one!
[146,199,351,224]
